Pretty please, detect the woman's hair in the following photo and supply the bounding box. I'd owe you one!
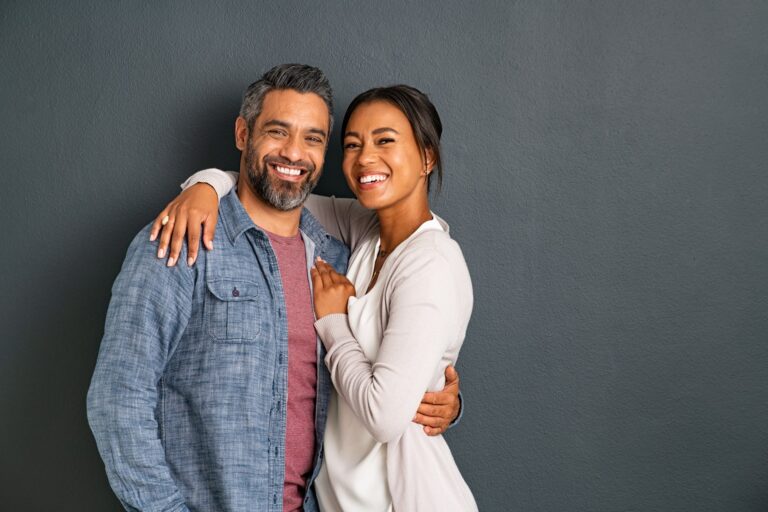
[341,84,443,191]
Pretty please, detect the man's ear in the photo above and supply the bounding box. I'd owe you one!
[235,116,249,151]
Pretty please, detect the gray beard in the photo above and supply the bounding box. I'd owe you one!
[245,144,318,211]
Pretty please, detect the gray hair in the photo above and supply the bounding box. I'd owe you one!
[240,63,334,133]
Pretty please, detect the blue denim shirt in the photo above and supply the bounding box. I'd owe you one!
[87,191,349,512]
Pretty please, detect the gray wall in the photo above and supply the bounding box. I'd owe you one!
[1,1,767,511]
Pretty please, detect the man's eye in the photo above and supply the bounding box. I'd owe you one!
[306,136,324,145]
[267,129,287,138]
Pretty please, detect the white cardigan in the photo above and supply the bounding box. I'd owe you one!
[184,169,477,512]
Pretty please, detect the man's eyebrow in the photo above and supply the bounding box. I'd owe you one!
[262,119,290,129]
[263,119,326,138]
[308,127,327,138]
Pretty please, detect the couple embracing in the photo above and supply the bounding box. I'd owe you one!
[87,63,477,511]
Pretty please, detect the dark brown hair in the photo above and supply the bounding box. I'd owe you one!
[341,84,443,191]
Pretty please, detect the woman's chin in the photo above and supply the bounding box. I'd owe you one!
[355,196,380,211]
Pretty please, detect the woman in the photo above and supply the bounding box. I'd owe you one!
[155,86,477,511]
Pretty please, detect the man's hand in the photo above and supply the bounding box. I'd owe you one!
[413,366,460,436]
[149,183,219,267]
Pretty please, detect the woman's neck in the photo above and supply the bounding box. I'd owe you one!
[375,195,432,253]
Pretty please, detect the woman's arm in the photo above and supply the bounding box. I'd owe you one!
[152,168,377,265]
[181,168,238,198]
[180,168,377,248]
[304,195,377,249]
[312,241,471,443]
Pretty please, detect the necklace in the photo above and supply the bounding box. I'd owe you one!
[371,246,390,282]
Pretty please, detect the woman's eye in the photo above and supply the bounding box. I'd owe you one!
[377,138,395,145]
[343,142,361,150]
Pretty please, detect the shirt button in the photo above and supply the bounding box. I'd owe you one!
[232,287,239,297]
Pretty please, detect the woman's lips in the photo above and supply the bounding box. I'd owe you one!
[356,173,389,189]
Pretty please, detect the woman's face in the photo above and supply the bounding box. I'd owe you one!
[342,101,432,212]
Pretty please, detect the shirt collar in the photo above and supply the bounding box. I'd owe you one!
[219,190,332,250]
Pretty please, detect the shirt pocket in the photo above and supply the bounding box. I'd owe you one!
[204,278,266,344]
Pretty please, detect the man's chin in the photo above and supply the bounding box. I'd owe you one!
[261,183,312,211]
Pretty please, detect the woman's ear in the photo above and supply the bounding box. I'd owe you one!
[424,148,436,175]
[235,116,249,151]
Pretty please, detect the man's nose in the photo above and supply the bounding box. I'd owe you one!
[279,134,303,162]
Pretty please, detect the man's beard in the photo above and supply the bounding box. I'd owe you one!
[245,142,319,211]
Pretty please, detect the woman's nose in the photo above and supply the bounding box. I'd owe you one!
[357,143,377,165]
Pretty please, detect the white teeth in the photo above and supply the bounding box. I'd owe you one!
[359,174,387,184]
[275,165,302,176]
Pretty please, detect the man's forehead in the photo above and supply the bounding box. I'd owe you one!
[259,89,329,124]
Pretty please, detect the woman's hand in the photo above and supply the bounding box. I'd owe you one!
[149,183,219,266]
[311,258,356,318]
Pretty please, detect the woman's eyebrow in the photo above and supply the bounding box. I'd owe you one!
[344,127,400,138]
[372,127,399,135]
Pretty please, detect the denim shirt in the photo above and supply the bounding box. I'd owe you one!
[87,191,349,512]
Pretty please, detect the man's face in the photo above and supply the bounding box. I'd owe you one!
[238,89,330,211]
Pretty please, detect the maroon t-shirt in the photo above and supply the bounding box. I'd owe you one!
[267,231,318,511]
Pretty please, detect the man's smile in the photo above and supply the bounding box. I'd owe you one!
[269,162,309,182]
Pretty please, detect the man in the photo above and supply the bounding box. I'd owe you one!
[87,64,460,512]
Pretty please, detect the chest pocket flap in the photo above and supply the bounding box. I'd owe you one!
[205,278,266,343]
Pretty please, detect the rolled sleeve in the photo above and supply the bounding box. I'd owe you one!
[87,224,194,511]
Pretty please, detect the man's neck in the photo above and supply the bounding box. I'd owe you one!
[236,174,303,237]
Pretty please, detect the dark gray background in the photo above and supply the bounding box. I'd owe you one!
[1,1,767,511]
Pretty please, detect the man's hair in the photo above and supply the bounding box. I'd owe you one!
[341,84,444,191]
[240,63,334,133]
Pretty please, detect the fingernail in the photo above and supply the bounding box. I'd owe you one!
[150,233,157,241]
[205,241,213,250]
[187,257,194,266]
[158,248,165,258]
[167,257,175,267]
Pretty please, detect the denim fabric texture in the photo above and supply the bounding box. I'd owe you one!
[87,190,349,512]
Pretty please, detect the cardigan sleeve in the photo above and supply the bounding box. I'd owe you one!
[314,237,471,443]
[304,195,377,251]
[180,168,238,198]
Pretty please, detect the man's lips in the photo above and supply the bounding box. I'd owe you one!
[269,162,308,182]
